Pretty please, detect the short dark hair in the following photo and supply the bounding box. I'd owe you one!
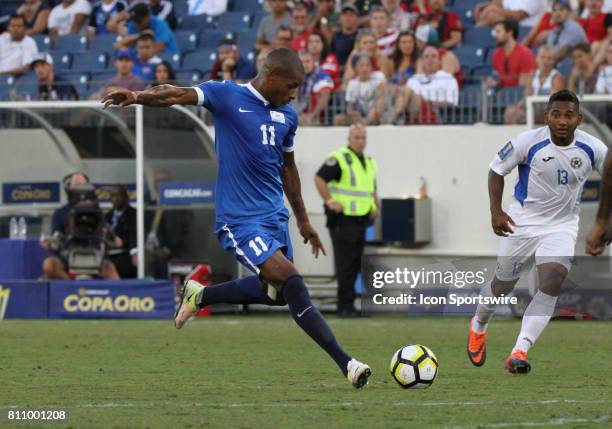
[131,3,150,21]
[496,19,519,40]
[137,33,155,43]
[547,89,580,110]
[9,14,26,25]
[572,43,591,55]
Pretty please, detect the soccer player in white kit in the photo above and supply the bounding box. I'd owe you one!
[467,90,609,374]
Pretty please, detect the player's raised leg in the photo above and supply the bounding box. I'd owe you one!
[260,250,371,388]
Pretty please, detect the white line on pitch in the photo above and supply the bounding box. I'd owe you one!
[438,415,611,429]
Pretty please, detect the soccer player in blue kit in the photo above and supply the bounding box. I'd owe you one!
[103,48,372,388]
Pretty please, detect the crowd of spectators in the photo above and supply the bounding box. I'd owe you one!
[0,0,611,124]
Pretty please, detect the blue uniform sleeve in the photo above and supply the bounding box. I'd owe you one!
[192,80,230,114]
[282,110,298,153]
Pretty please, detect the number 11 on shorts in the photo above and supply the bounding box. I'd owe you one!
[249,236,269,256]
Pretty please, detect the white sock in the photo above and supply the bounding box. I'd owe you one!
[471,280,496,333]
[512,290,558,354]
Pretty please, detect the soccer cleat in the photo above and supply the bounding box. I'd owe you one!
[467,318,487,367]
[347,359,371,389]
[174,280,204,329]
[505,350,531,374]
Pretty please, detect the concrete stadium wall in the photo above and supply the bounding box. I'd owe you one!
[289,125,604,275]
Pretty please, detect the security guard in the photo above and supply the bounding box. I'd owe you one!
[314,124,378,317]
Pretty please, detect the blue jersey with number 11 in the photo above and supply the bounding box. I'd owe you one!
[193,80,298,224]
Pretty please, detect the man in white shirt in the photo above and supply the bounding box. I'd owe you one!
[187,0,228,16]
[595,43,612,94]
[48,0,92,40]
[0,14,38,75]
[467,90,608,375]
[475,0,547,28]
[391,45,458,123]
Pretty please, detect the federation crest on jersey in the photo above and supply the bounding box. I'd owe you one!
[497,142,514,160]
[270,111,285,124]
[570,157,582,169]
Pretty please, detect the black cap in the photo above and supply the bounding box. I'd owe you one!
[130,3,150,21]
[341,3,358,13]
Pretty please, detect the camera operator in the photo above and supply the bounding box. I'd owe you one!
[42,172,121,280]
[105,184,137,278]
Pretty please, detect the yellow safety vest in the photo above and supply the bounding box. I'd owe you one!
[328,147,377,216]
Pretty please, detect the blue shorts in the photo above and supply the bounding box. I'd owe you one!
[216,218,293,274]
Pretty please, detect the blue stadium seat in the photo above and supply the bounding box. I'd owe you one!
[489,86,525,124]
[217,12,252,30]
[13,74,39,100]
[454,44,487,69]
[0,75,15,101]
[91,34,121,54]
[231,0,264,12]
[235,29,257,51]
[177,15,216,32]
[159,52,182,71]
[181,49,218,73]
[59,72,90,96]
[71,52,109,72]
[464,27,496,49]
[0,0,21,15]
[54,34,88,52]
[173,0,189,18]
[50,51,72,71]
[175,31,198,53]
[32,34,52,51]
[176,70,204,86]
[251,11,267,30]
[199,31,235,48]
[454,7,475,30]
[451,0,481,10]
[90,71,116,94]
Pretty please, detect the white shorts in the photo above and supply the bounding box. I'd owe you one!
[494,231,577,281]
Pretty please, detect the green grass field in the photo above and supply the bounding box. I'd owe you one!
[1,316,610,429]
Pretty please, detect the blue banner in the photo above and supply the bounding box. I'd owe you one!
[159,182,214,205]
[49,280,174,319]
[3,182,60,204]
[94,183,137,203]
[1,281,49,319]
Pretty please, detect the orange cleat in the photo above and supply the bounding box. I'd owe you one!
[467,318,487,367]
[505,349,531,374]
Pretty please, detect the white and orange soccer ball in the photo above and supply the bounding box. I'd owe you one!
[389,344,439,389]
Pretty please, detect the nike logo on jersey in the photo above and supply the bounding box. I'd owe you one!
[542,156,555,162]
[238,107,253,113]
[297,306,313,318]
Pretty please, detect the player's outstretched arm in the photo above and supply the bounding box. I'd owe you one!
[489,169,515,237]
[586,150,612,255]
[282,151,326,258]
[102,85,199,109]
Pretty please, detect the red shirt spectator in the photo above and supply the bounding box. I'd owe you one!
[492,43,536,87]
[492,20,536,87]
[413,0,463,49]
[579,11,612,43]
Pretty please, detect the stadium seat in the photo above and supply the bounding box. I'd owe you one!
[489,86,525,124]
[0,75,14,101]
[49,51,72,72]
[199,31,235,48]
[173,0,189,18]
[235,29,258,52]
[454,44,487,69]
[181,49,218,73]
[177,15,216,32]
[251,11,267,30]
[454,7,476,30]
[176,70,204,86]
[159,52,182,70]
[59,72,90,96]
[469,65,492,85]
[217,12,252,30]
[54,34,88,52]
[175,31,198,53]
[463,27,496,49]
[90,71,116,94]
[71,52,108,72]
[91,34,122,54]
[32,34,52,51]
[231,0,264,12]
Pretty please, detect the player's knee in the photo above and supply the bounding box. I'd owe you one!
[491,276,518,296]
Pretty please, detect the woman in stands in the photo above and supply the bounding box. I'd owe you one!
[307,31,341,89]
[150,60,176,87]
[342,30,393,87]
[16,0,50,36]
[391,31,419,87]
[504,45,565,124]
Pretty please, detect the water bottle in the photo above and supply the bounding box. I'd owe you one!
[418,176,428,200]
[9,217,18,239]
[18,217,27,239]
